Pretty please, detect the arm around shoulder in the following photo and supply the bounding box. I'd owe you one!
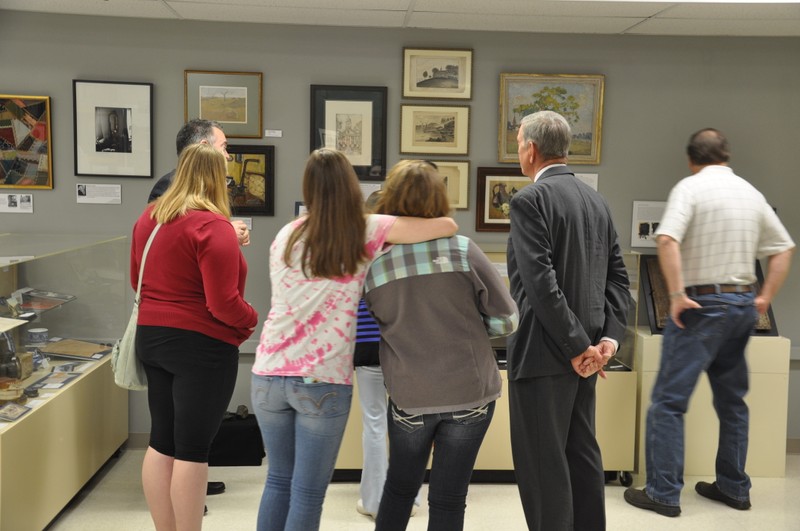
[386,216,457,244]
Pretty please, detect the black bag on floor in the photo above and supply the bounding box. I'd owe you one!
[209,406,265,466]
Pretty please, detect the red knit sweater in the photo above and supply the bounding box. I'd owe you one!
[130,207,258,346]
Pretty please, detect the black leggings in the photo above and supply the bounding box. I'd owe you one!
[136,325,239,463]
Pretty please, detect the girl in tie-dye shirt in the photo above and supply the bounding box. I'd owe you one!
[250,149,456,531]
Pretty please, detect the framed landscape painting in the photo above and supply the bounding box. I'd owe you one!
[403,47,473,100]
[0,94,52,189]
[400,105,469,156]
[185,70,263,138]
[498,73,604,165]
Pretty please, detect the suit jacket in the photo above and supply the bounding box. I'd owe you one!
[506,166,630,380]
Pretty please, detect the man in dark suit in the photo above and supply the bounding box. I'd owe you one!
[506,110,630,530]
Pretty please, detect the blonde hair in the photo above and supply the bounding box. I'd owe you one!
[376,160,451,218]
[284,148,368,278]
[151,143,231,223]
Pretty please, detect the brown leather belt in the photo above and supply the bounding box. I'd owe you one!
[685,284,754,297]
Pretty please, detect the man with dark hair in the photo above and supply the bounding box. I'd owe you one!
[506,110,630,531]
[625,128,794,517]
[149,119,249,246]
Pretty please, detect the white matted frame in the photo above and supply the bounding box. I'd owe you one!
[403,48,473,100]
[498,73,604,165]
[631,200,666,248]
[185,70,263,139]
[73,80,153,178]
[431,160,469,209]
[400,104,469,156]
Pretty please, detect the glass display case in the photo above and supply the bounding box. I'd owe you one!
[0,233,130,531]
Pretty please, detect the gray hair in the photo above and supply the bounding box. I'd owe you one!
[175,119,223,155]
[519,111,571,159]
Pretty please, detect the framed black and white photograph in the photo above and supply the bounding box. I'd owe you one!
[73,80,153,178]
[310,85,388,180]
[402,48,473,100]
[226,144,274,216]
[400,104,469,156]
[406,159,469,209]
[185,70,263,139]
[0,94,53,189]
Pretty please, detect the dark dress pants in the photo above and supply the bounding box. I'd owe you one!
[509,372,605,531]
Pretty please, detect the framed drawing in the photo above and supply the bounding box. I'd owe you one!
[430,160,469,209]
[226,144,274,216]
[310,85,387,180]
[400,105,469,156]
[402,48,473,100]
[0,94,53,189]
[185,70,263,139]
[498,73,604,165]
[476,167,531,232]
[73,80,153,178]
[631,200,666,248]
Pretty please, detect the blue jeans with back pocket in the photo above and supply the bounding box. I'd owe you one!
[645,292,757,506]
[375,398,495,531]
[251,375,352,531]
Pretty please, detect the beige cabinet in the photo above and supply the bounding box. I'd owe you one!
[0,234,129,531]
[633,327,790,480]
[335,368,637,478]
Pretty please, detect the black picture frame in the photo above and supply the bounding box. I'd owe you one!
[639,255,778,336]
[310,85,387,180]
[475,166,530,232]
[73,80,153,178]
[226,145,274,216]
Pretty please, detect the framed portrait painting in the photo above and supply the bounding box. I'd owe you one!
[498,73,604,165]
[400,105,469,156]
[310,85,387,180]
[73,80,153,178]
[476,167,531,232]
[0,94,53,189]
[185,70,263,139]
[403,48,473,100]
[226,144,274,216]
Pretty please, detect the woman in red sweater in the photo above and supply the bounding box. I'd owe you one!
[130,143,258,531]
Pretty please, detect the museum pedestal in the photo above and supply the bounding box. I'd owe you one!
[633,327,790,481]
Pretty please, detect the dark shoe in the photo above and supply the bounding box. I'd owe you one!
[207,481,226,495]
[624,487,681,517]
[695,481,751,510]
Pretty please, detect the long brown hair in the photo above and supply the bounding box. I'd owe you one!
[376,160,451,218]
[284,148,368,278]
[151,143,231,223]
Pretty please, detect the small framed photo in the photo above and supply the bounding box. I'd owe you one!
[226,145,274,216]
[0,402,32,422]
[430,160,469,210]
[631,200,666,248]
[0,94,53,189]
[184,70,263,139]
[73,80,153,178]
[402,48,473,100]
[476,166,531,232]
[498,73,604,165]
[400,104,469,156]
[310,85,388,180]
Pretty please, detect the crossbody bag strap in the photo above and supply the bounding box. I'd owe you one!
[134,223,162,305]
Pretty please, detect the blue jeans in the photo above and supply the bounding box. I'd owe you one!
[645,292,757,506]
[251,375,352,531]
[375,399,495,531]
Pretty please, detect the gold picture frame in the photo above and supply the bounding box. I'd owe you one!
[402,47,473,100]
[184,70,263,139]
[0,94,53,189]
[498,73,604,165]
[400,104,469,156]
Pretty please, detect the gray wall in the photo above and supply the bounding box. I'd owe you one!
[2,11,798,441]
